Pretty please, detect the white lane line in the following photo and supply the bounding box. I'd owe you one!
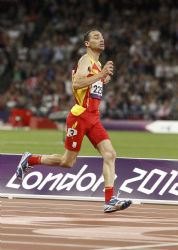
[2,219,178,229]
[1,209,104,216]
[2,202,177,212]
[2,233,96,239]
[2,210,178,224]
[134,206,178,211]
[1,234,162,245]
[1,203,102,209]
[155,234,178,238]
[1,240,103,248]
[1,223,99,230]
[2,206,102,211]
[2,205,178,217]
[1,233,66,239]
[2,201,87,206]
[96,242,178,250]
[2,212,178,226]
[2,211,177,220]
[3,220,178,228]
[2,202,175,211]
[2,208,178,218]
[2,201,178,211]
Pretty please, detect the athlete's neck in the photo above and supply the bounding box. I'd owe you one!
[87,49,100,62]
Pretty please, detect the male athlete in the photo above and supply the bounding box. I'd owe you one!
[16,29,132,213]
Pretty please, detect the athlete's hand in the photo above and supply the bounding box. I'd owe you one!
[101,61,114,78]
[103,75,111,84]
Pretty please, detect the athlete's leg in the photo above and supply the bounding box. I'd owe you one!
[87,121,132,212]
[16,150,78,180]
[16,112,86,179]
[96,139,116,187]
[87,122,116,203]
[40,149,78,168]
[97,139,132,212]
[29,111,85,168]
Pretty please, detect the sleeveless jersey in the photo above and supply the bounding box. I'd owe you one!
[71,55,103,116]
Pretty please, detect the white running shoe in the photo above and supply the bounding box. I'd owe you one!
[16,152,32,180]
[104,196,132,213]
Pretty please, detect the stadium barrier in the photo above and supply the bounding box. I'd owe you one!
[0,154,178,205]
[1,118,178,133]
[102,119,178,133]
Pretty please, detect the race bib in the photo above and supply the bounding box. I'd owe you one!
[67,128,77,137]
[90,80,103,99]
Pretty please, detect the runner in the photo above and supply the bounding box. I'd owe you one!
[16,29,132,213]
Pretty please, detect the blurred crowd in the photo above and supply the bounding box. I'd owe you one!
[0,0,178,121]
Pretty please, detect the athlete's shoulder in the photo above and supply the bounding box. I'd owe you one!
[78,54,91,65]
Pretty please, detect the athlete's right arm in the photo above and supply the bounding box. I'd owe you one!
[73,56,113,90]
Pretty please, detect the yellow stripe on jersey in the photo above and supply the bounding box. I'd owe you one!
[73,86,88,106]
[71,54,101,116]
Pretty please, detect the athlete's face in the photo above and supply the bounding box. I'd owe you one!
[86,31,105,51]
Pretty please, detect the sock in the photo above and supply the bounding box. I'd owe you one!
[28,155,42,166]
[105,186,114,203]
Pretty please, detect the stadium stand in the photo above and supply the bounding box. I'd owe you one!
[0,0,178,126]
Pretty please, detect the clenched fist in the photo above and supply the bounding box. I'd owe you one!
[101,61,114,78]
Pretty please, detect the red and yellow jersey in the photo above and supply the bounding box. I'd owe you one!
[71,55,103,116]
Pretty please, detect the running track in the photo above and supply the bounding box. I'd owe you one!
[1,198,178,250]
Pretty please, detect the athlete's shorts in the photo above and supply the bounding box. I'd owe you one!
[65,110,109,152]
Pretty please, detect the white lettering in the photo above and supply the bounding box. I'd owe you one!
[91,175,104,191]
[56,165,88,191]
[6,174,20,189]
[22,172,43,190]
[138,169,167,194]
[119,168,147,193]
[37,173,63,191]
[76,173,96,191]
[6,164,177,198]
[159,170,178,195]
[169,182,178,196]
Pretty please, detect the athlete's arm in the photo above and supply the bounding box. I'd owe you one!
[103,75,111,84]
[73,56,113,90]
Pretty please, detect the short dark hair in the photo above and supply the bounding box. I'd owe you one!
[83,29,100,42]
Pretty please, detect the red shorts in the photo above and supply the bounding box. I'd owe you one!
[65,110,109,152]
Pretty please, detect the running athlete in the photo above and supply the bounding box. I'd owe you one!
[16,29,132,213]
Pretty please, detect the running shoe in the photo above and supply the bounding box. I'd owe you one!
[16,152,32,180]
[104,196,132,213]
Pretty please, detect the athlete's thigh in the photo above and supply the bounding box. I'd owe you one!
[87,121,109,148]
[65,113,87,152]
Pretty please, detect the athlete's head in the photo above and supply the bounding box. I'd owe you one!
[83,29,105,52]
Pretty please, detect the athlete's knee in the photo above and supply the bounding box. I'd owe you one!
[60,157,76,168]
[61,159,74,168]
[103,149,117,162]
